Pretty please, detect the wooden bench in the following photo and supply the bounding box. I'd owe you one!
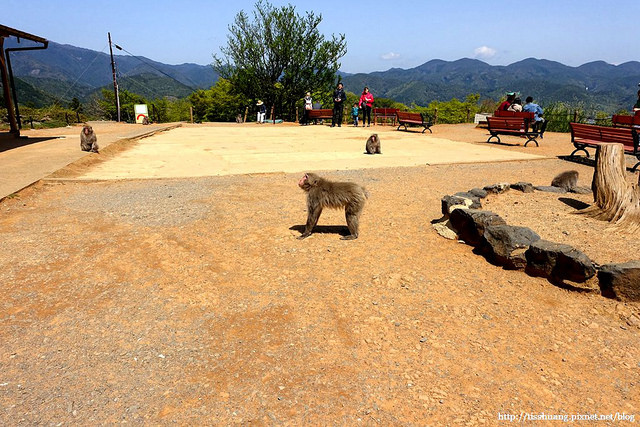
[569,122,640,170]
[396,111,432,133]
[307,109,333,123]
[373,108,399,126]
[486,116,540,147]
[612,114,640,128]
[494,110,536,131]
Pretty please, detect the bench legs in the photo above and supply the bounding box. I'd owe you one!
[524,134,539,147]
[570,145,590,158]
[487,133,501,144]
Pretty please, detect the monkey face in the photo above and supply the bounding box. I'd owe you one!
[83,126,93,135]
[298,173,319,191]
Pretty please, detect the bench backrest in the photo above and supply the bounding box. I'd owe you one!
[494,110,535,121]
[487,116,526,131]
[570,122,639,151]
[308,109,333,118]
[373,108,399,116]
[396,111,423,121]
[612,114,640,127]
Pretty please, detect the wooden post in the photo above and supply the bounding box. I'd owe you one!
[271,105,275,124]
[190,106,193,124]
[573,110,578,123]
[296,108,299,124]
[243,106,248,123]
[0,37,19,135]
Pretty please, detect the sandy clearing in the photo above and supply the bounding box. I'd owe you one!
[74,123,543,180]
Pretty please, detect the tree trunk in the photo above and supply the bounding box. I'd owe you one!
[577,143,640,231]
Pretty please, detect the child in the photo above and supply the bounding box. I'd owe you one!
[352,103,359,127]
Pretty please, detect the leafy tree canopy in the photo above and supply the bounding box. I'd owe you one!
[213,0,347,121]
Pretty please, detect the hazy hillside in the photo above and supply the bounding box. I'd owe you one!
[6,38,640,113]
[341,58,640,112]
[6,39,217,104]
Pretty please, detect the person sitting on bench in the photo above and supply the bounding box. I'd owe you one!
[523,96,547,137]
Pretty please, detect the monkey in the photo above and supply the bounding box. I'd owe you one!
[80,124,99,153]
[236,114,243,124]
[365,133,381,154]
[141,116,150,125]
[551,170,579,191]
[297,172,369,240]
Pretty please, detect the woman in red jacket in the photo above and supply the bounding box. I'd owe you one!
[359,87,374,127]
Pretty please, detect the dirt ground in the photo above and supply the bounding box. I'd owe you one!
[1,122,639,425]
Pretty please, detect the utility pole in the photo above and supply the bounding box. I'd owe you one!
[108,32,121,122]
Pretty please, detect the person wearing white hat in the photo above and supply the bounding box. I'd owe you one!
[256,100,266,123]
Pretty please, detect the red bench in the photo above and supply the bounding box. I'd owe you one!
[486,116,540,147]
[373,108,399,126]
[612,114,640,128]
[494,110,535,130]
[307,109,333,122]
[395,111,432,133]
[569,122,640,170]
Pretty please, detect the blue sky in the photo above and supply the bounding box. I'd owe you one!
[5,0,639,73]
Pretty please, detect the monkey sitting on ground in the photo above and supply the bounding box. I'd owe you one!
[80,124,99,153]
[365,133,381,154]
[551,170,579,191]
[236,114,243,124]
[142,116,150,125]
[297,172,369,240]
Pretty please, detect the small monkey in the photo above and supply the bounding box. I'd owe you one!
[80,124,99,153]
[141,116,150,125]
[365,133,381,154]
[551,170,578,191]
[236,114,243,123]
[297,172,368,240]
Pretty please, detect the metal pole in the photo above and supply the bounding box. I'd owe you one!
[108,32,121,122]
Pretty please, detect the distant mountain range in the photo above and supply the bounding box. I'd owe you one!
[6,40,217,106]
[7,40,640,112]
[341,58,640,112]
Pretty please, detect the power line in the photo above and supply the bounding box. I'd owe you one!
[112,42,200,91]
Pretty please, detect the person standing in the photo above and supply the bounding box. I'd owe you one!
[351,103,360,127]
[301,92,313,125]
[359,86,374,127]
[331,82,346,127]
[523,96,547,137]
[256,100,266,123]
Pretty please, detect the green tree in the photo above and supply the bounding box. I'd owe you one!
[213,0,347,121]
[69,97,83,114]
[99,89,147,122]
[188,78,250,122]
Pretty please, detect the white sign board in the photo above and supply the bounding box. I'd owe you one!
[134,104,149,124]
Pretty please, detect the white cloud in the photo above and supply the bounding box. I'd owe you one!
[473,46,497,59]
[381,52,401,60]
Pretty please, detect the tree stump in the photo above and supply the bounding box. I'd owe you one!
[577,143,640,231]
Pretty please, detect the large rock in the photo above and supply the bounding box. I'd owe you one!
[449,209,506,246]
[598,261,640,301]
[510,182,535,193]
[483,183,510,194]
[468,188,488,199]
[441,194,480,216]
[570,186,592,195]
[534,185,567,194]
[481,225,540,269]
[525,240,596,283]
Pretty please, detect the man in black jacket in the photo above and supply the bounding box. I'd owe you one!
[332,83,347,127]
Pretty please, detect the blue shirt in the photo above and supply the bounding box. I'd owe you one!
[352,107,359,117]
[523,102,543,121]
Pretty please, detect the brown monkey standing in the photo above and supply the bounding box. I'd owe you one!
[80,124,99,153]
[365,133,381,154]
[297,172,368,240]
